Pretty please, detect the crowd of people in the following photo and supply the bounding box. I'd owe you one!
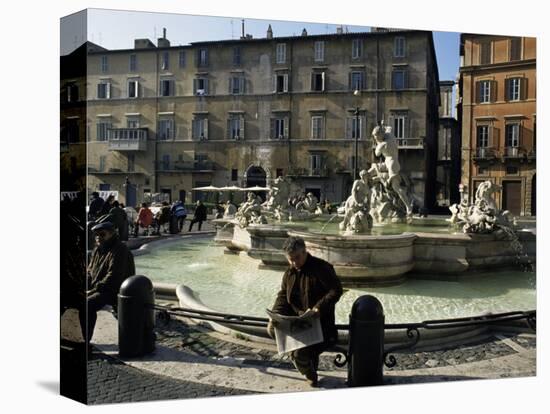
[88,192,213,239]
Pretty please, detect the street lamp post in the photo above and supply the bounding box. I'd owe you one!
[353,89,361,180]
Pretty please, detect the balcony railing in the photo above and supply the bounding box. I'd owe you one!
[503,146,522,158]
[396,138,424,149]
[156,161,214,172]
[288,167,329,177]
[473,147,498,160]
[108,128,148,151]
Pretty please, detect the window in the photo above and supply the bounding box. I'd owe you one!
[192,117,208,140]
[193,77,209,95]
[505,123,520,147]
[510,37,522,61]
[66,83,78,102]
[352,39,363,59]
[126,116,140,129]
[100,55,108,73]
[228,116,245,139]
[128,79,139,98]
[276,43,286,63]
[198,48,208,66]
[271,117,289,139]
[274,72,289,93]
[161,154,170,170]
[158,119,174,140]
[346,116,363,139]
[309,154,323,171]
[97,82,111,99]
[231,169,238,181]
[65,119,79,143]
[479,40,491,65]
[311,71,325,92]
[394,37,406,57]
[479,80,491,103]
[128,154,135,172]
[159,79,175,97]
[477,125,489,147]
[276,168,283,178]
[229,76,245,95]
[314,41,324,62]
[392,70,406,89]
[99,156,106,172]
[392,113,407,138]
[506,77,521,101]
[311,116,325,139]
[96,120,111,141]
[161,52,169,70]
[350,71,365,91]
[129,54,137,72]
[233,47,242,65]
[179,50,186,68]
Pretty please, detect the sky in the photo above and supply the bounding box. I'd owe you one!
[61,8,460,82]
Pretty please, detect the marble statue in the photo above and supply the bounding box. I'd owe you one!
[235,192,265,227]
[339,169,373,233]
[448,180,514,234]
[222,200,237,218]
[367,122,414,223]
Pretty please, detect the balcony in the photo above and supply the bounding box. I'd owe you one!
[472,147,498,163]
[397,138,424,149]
[502,146,523,159]
[156,161,215,172]
[108,128,148,151]
[287,167,329,177]
[86,165,144,175]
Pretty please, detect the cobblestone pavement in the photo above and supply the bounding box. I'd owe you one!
[87,351,255,405]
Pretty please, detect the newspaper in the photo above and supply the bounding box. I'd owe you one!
[266,308,324,354]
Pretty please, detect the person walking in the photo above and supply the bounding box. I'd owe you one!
[188,200,207,232]
[171,200,188,232]
[268,236,343,387]
[88,192,104,221]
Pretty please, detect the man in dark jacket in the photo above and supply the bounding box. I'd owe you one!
[188,200,208,231]
[80,222,135,344]
[108,201,129,241]
[88,192,104,220]
[268,236,343,386]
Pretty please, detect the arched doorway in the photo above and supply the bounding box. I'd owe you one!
[245,165,267,201]
[531,174,536,216]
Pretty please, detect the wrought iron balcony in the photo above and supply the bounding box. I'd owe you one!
[502,146,523,159]
[156,160,214,172]
[108,128,148,151]
[397,138,424,149]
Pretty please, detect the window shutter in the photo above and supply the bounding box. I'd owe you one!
[490,80,497,102]
[321,72,326,91]
[228,77,233,94]
[520,77,527,100]
[272,75,276,93]
[204,119,209,139]
[475,81,481,103]
[505,79,510,101]
[310,73,315,91]
[171,80,175,96]
[193,79,197,95]
[284,117,289,139]
[270,118,275,139]
[283,74,289,92]
[106,83,111,99]
[240,77,245,94]
[240,116,245,139]
[204,79,209,95]
[405,117,411,138]
[97,84,101,99]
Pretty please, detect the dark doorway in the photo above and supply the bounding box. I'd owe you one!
[179,190,187,204]
[502,181,522,215]
[125,183,137,208]
[245,165,267,201]
[531,175,536,216]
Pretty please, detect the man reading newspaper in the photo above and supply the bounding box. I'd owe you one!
[267,236,343,387]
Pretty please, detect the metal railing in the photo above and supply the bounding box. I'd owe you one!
[474,147,498,159]
[108,128,148,151]
[397,138,424,148]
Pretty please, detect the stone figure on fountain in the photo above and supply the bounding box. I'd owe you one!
[222,200,237,218]
[262,176,292,221]
[235,191,266,227]
[339,169,373,234]
[366,122,414,223]
[448,180,514,234]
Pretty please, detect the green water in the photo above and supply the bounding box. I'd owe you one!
[135,237,536,324]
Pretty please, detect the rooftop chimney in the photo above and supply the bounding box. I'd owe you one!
[157,27,170,48]
[336,26,343,34]
[241,19,245,39]
[134,38,156,49]
[267,24,273,39]
[301,28,308,36]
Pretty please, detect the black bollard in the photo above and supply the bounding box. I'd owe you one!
[117,275,156,357]
[347,295,384,387]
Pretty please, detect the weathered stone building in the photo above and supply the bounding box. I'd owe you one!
[458,34,536,216]
[77,28,440,208]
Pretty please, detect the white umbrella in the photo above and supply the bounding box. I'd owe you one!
[192,185,221,191]
[219,186,245,192]
[245,186,270,191]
